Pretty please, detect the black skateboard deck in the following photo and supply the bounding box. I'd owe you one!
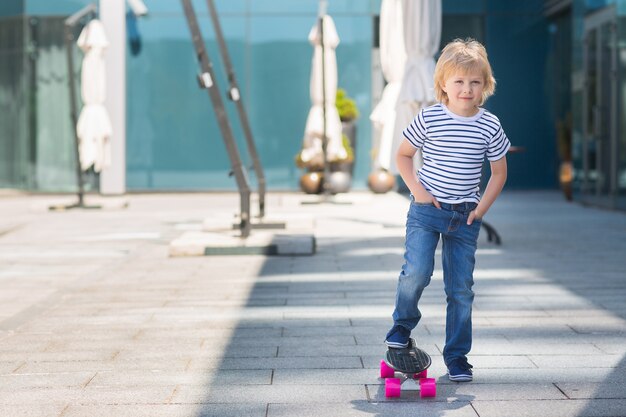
[384,338,432,373]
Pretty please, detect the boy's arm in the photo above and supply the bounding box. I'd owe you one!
[468,156,508,225]
[396,140,441,208]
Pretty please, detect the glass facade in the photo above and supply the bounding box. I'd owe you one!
[569,0,626,209]
[0,15,29,189]
[0,0,94,192]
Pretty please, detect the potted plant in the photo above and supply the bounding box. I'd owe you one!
[295,138,354,194]
[294,88,358,194]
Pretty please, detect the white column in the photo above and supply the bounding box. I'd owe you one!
[99,0,126,194]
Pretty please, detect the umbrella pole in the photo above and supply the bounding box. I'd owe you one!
[319,12,331,199]
[50,3,101,211]
[181,0,251,238]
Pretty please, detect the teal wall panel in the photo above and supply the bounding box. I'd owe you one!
[247,15,311,190]
[142,0,247,14]
[126,13,248,190]
[250,0,373,14]
[25,0,94,16]
[0,0,23,17]
[127,6,374,190]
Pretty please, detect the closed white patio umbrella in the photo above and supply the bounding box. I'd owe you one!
[299,13,346,169]
[370,0,406,172]
[76,19,113,173]
[393,0,442,171]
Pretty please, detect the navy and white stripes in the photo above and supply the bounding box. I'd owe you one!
[403,103,510,204]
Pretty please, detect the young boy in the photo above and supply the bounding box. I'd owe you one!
[384,39,510,382]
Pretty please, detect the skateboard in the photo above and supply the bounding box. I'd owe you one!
[379,339,437,398]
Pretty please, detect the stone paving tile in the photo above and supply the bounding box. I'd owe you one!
[89,369,272,387]
[14,359,189,373]
[0,337,51,353]
[30,338,201,353]
[0,362,22,374]
[0,372,96,389]
[472,368,626,384]
[114,345,279,361]
[0,404,68,417]
[268,401,479,417]
[484,316,626,329]
[594,341,626,355]
[273,369,380,385]
[473,308,551,318]
[0,350,120,363]
[555,382,626,399]
[498,334,607,345]
[277,344,381,358]
[63,404,267,417]
[0,386,175,405]
[529,355,626,369]
[187,356,363,371]
[223,335,358,347]
[135,327,279,339]
[243,318,353,327]
[368,382,566,402]
[171,384,366,404]
[472,399,626,417]
[468,342,604,355]
[282,325,408,337]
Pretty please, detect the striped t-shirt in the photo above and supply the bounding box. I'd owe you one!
[403,103,510,204]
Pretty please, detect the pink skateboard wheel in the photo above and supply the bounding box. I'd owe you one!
[385,378,402,397]
[380,360,395,378]
[419,378,437,398]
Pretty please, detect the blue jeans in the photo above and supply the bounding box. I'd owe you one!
[392,197,481,365]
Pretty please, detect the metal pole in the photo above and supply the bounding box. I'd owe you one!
[206,0,267,219]
[181,0,251,238]
[319,1,330,196]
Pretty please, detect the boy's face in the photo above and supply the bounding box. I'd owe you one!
[441,71,484,117]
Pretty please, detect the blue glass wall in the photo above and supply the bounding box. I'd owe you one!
[127,0,377,190]
[485,1,554,189]
[25,0,93,15]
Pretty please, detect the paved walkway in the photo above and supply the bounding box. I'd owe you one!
[0,190,625,417]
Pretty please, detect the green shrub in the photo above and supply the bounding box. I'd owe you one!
[336,88,359,121]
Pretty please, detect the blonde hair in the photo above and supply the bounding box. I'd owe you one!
[434,38,496,106]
